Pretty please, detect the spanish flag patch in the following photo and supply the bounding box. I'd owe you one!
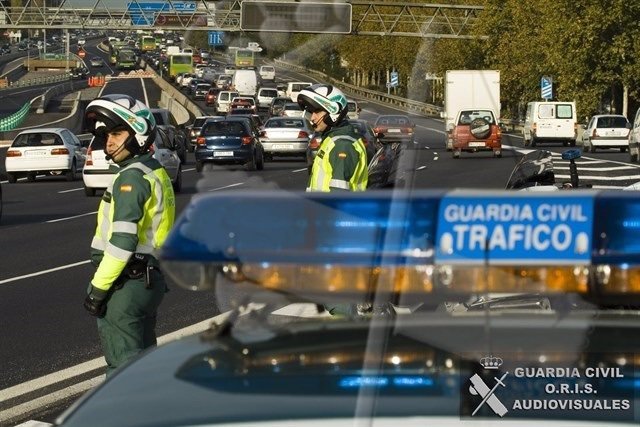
[338,152,347,159]
[120,184,133,192]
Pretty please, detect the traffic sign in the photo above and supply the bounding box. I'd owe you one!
[127,1,196,25]
[240,1,352,34]
[541,76,553,100]
[390,71,399,87]
[208,31,224,46]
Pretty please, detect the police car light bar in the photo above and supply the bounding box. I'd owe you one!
[159,191,640,303]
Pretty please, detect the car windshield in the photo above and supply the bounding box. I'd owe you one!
[7,5,640,427]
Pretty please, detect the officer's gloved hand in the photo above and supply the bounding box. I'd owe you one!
[83,286,109,318]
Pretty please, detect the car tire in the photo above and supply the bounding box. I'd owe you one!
[246,152,257,171]
[66,161,77,181]
[469,118,491,139]
[620,147,627,153]
[453,150,460,159]
[531,137,537,147]
[630,153,638,162]
[27,172,36,182]
[256,149,265,171]
[172,165,182,193]
[195,160,203,173]
[84,185,96,197]
[6,173,17,183]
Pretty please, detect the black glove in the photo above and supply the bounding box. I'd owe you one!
[84,286,108,317]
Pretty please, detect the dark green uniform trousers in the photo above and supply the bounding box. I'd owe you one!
[96,270,166,377]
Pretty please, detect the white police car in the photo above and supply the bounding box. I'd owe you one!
[55,190,640,427]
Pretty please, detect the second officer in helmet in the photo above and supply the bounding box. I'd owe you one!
[298,84,368,192]
[83,94,175,376]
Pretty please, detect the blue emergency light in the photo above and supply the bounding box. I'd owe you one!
[160,191,640,301]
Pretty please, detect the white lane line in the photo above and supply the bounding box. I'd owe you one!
[554,174,640,181]
[416,124,445,135]
[0,260,92,285]
[46,211,97,223]
[141,77,150,106]
[183,167,196,172]
[554,165,637,171]
[57,188,85,194]
[416,166,427,171]
[292,168,307,173]
[208,182,243,192]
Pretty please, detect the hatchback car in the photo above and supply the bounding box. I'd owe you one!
[205,87,222,106]
[81,127,182,196]
[581,114,630,153]
[281,102,304,118]
[373,115,416,144]
[194,117,265,172]
[260,117,313,160]
[269,96,290,117]
[194,83,211,100]
[89,56,103,67]
[186,116,220,151]
[4,128,86,183]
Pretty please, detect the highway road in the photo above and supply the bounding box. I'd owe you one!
[2,60,640,426]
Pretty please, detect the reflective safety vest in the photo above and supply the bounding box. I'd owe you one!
[307,132,368,192]
[90,155,175,291]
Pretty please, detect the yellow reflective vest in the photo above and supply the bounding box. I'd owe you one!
[307,124,368,192]
[90,153,175,291]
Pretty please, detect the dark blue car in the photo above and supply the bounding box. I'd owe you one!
[194,117,265,172]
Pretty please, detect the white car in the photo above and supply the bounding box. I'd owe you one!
[4,128,86,183]
[260,117,312,159]
[82,127,182,196]
[581,114,630,153]
[259,65,275,81]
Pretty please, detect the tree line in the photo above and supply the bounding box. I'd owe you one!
[189,0,640,120]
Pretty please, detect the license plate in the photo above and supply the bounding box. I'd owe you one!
[469,142,485,147]
[214,151,234,157]
[387,129,401,133]
[25,150,48,157]
[272,144,294,149]
[606,130,620,137]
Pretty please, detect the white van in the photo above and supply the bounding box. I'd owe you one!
[523,101,577,146]
[232,69,258,97]
[215,90,240,114]
[259,65,275,81]
[256,87,278,109]
[286,82,313,102]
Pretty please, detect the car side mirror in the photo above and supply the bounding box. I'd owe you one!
[627,122,633,129]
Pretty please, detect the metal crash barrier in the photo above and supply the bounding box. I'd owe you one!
[0,102,30,131]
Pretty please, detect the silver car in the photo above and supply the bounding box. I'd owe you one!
[260,117,313,159]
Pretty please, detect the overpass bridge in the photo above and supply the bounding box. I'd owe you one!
[0,0,485,39]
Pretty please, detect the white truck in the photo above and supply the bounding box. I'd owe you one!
[443,70,500,151]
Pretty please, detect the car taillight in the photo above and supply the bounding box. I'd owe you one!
[592,129,598,138]
[260,131,267,138]
[241,136,252,145]
[6,150,22,157]
[85,147,93,165]
[298,131,309,139]
[51,148,69,155]
[190,129,197,136]
[196,136,206,145]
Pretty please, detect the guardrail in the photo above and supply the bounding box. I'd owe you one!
[273,59,442,118]
[0,102,30,131]
[1,72,71,90]
[37,79,89,113]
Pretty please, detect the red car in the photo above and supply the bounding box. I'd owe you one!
[373,115,415,144]
[450,109,502,158]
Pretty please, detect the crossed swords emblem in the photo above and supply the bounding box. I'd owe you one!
[469,372,509,417]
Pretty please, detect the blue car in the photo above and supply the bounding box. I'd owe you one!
[194,116,265,172]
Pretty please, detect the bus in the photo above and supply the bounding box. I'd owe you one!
[169,53,193,80]
[117,48,138,70]
[235,49,254,67]
[141,36,156,53]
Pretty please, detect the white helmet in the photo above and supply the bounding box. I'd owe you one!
[297,84,348,127]
[85,94,156,156]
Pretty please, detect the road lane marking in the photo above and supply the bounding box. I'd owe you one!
[57,188,85,193]
[292,168,307,173]
[45,211,97,223]
[208,182,244,192]
[0,260,92,285]
[554,165,637,171]
[416,166,427,171]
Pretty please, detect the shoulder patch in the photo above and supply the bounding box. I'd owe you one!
[120,184,133,192]
[337,152,347,159]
